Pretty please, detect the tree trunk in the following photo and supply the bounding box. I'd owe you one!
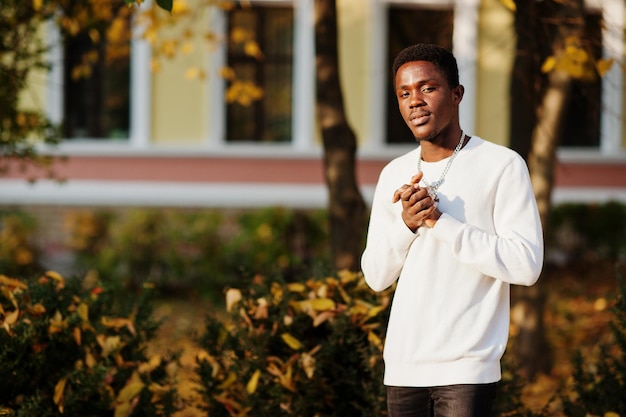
[314,0,367,272]
[509,0,540,158]
[510,0,584,379]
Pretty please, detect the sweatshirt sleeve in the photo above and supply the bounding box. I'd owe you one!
[361,168,419,292]
[430,155,544,286]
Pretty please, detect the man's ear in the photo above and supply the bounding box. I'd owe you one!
[453,84,465,104]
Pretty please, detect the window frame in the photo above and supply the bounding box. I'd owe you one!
[46,15,152,151]
[558,0,625,160]
[206,0,317,154]
[362,0,480,157]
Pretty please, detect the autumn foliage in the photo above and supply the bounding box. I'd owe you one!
[195,270,391,417]
[0,272,181,416]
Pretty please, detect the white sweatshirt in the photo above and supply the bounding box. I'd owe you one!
[361,136,543,387]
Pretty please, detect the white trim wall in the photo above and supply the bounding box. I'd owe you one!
[4,179,626,208]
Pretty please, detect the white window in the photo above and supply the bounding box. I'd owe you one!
[364,0,479,154]
[46,9,152,148]
[207,0,316,152]
[559,0,624,153]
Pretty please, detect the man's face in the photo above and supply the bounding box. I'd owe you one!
[394,60,463,143]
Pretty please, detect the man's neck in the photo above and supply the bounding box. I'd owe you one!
[419,131,465,162]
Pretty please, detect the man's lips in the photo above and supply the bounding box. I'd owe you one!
[410,112,430,126]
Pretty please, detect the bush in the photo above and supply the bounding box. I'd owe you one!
[560,266,626,417]
[224,208,330,281]
[0,271,182,416]
[0,211,41,277]
[195,271,390,417]
[66,207,331,298]
[549,202,626,260]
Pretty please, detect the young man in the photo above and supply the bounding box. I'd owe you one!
[361,44,544,417]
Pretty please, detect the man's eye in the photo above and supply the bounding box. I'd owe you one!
[422,86,436,93]
[399,91,410,98]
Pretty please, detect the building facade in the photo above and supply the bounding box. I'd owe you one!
[3,0,626,210]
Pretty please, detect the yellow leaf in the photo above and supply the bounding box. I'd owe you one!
[219,66,236,81]
[499,0,516,11]
[281,332,303,350]
[138,355,162,374]
[367,305,385,318]
[0,275,28,290]
[88,29,100,44]
[150,59,161,73]
[541,56,556,73]
[244,41,264,60]
[217,372,237,389]
[246,369,261,394]
[29,303,46,315]
[73,327,82,345]
[171,0,189,15]
[313,298,336,311]
[313,310,335,327]
[116,372,145,404]
[596,58,614,77]
[368,331,383,351]
[114,399,134,417]
[298,346,320,379]
[45,270,65,283]
[565,45,588,62]
[181,42,194,55]
[226,288,242,312]
[77,302,89,322]
[266,359,297,391]
[4,309,19,326]
[253,297,269,319]
[185,67,201,80]
[97,334,122,357]
[101,317,136,335]
[293,298,335,313]
[85,349,97,368]
[49,310,67,334]
[286,282,306,293]
[604,413,620,417]
[230,28,251,43]
[53,377,67,410]
[32,0,43,11]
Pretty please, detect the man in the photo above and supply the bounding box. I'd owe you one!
[361,43,544,417]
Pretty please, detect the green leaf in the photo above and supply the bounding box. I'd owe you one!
[156,0,173,12]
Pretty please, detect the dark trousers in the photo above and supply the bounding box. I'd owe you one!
[387,383,497,417]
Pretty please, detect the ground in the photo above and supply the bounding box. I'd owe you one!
[149,259,623,416]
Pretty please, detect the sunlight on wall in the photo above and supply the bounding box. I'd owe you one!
[151,6,208,145]
[338,0,370,146]
[476,0,515,147]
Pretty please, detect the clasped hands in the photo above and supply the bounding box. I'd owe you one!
[392,172,442,232]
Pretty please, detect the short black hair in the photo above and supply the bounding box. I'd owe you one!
[392,43,459,88]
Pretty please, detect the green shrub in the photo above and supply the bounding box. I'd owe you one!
[0,211,41,277]
[195,271,390,417]
[560,267,626,417]
[224,208,330,281]
[67,209,229,295]
[0,271,182,416]
[66,207,331,298]
[549,202,626,260]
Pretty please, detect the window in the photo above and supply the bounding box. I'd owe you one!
[385,5,454,144]
[560,10,602,148]
[62,14,131,140]
[226,4,294,143]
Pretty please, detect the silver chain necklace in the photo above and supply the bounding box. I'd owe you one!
[417,130,465,202]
